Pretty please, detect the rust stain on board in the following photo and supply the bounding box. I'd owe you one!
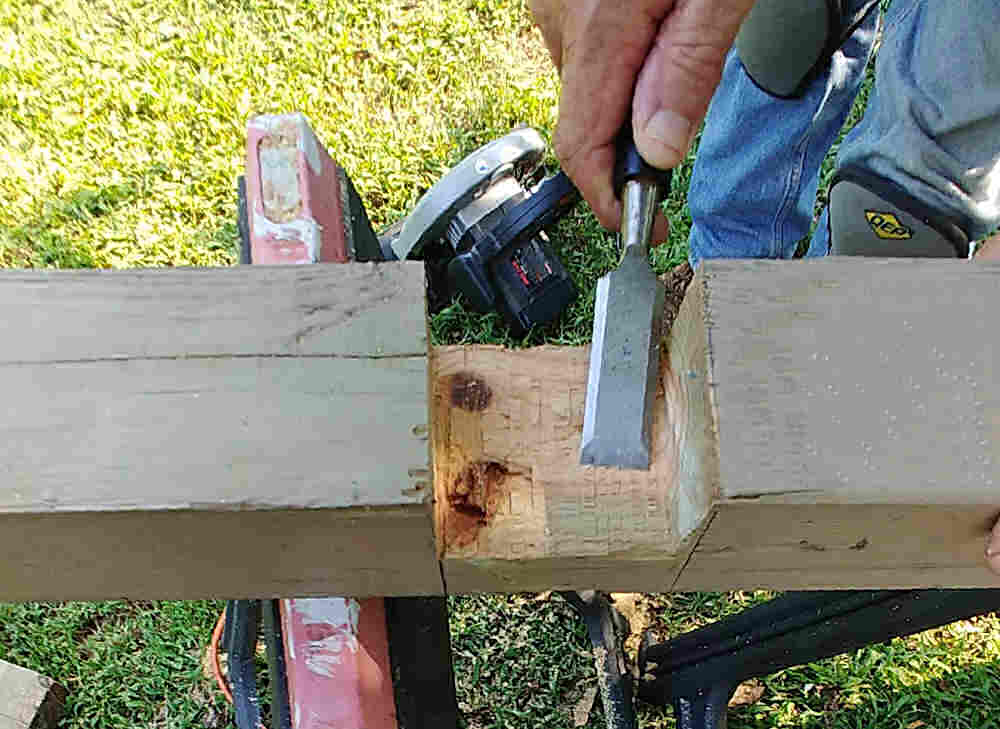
[447,461,508,549]
[450,372,492,411]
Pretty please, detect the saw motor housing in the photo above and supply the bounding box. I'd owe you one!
[381,127,580,335]
[441,168,579,336]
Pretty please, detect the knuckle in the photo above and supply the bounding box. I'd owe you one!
[669,41,728,86]
[654,23,734,87]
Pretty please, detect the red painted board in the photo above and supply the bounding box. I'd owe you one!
[280,598,398,729]
[245,114,398,729]
[245,112,349,265]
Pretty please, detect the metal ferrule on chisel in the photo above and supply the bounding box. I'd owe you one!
[580,125,671,470]
[621,179,659,258]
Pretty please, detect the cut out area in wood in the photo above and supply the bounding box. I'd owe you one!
[431,345,709,593]
[4,258,999,598]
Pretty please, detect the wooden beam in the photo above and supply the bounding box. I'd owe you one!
[0,660,66,729]
[670,258,1000,589]
[4,258,999,598]
[0,263,441,600]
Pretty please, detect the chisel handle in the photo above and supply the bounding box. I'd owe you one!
[613,122,673,199]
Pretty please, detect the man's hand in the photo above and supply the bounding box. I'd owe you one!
[528,0,755,240]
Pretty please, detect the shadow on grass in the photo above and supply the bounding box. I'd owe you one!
[2,163,242,268]
[1,165,165,268]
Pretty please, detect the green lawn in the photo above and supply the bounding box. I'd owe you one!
[2,0,999,727]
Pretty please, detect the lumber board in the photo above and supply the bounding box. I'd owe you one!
[0,660,66,729]
[4,257,999,597]
[0,264,422,362]
[0,263,441,600]
[671,258,1000,589]
[431,345,703,593]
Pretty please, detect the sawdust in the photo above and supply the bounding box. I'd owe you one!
[572,685,598,726]
[610,592,657,659]
[728,678,765,706]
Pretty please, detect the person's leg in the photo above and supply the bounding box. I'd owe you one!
[814,0,1000,256]
[687,1,880,267]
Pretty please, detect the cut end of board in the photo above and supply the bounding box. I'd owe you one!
[429,335,716,593]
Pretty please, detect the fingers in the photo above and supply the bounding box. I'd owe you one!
[988,519,1000,576]
[552,1,669,235]
[632,0,755,169]
[533,0,688,243]
[975,232,1000,260]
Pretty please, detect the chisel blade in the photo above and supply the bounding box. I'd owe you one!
[580,246,664,469]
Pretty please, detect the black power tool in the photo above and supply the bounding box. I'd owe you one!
[380,127,580,335]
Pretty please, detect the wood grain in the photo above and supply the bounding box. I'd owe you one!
[0,263,442,599]
[5,258,999,597]
[672,258,1000,589]
[431,345,696,593]
[0,660,65,729]
[0,263,424,362]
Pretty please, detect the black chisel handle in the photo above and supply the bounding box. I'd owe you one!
[613,121,673,199]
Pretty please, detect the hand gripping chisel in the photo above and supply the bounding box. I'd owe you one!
[580,123,672,469]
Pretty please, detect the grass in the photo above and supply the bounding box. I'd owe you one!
[2,0,999,727]
[3,593,999,728]
[0,600,228,727]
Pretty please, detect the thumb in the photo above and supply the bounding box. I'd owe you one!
[632,0,755,169]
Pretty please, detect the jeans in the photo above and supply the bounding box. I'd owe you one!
[687,0,1000,266]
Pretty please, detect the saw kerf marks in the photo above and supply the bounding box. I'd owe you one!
[432,345,687,571]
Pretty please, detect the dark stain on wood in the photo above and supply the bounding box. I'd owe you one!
[450,372,492,411]
[799,539,826,552]
[447,461,508,548]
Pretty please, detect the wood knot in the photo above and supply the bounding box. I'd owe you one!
[446,461,508,549]
[449,372,492,411]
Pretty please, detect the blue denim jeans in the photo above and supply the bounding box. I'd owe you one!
[687,0,1000,266]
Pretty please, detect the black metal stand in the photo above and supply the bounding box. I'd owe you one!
[562,591,638,729]
[636,589,1000,729]
[385,597,461,729]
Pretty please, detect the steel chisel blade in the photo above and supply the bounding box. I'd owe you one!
[580,246,664,469]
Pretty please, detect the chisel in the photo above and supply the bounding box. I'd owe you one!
[580,123,672,469]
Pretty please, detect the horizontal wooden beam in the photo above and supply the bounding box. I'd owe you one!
[2,259,998,599]
[0,263,441,600]
[671,258,1000,590]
